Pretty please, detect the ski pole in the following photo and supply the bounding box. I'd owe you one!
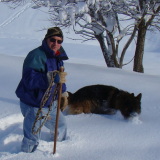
[53,66,64,154]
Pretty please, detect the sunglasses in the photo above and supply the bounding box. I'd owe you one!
[50,38,63,44]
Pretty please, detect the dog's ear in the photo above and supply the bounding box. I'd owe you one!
[136,93,142,101]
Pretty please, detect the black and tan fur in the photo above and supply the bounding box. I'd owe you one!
[61,84,142,119]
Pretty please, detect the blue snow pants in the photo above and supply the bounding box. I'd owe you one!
[20,101,67,153]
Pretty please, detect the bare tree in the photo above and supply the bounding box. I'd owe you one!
[133,0,160,73]
[108,0,160,72]
[1,0,136,67]
[1,0,160,73]
[41,0,139,68]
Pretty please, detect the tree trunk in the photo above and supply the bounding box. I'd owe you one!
[119,26,137,68]
[107,32,119,68]
[95,33,115,67]
[133,19,147,73]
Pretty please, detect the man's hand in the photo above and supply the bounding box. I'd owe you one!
[58,71,67,83]
[47,71,67,84]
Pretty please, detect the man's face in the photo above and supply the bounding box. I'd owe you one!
[47,36,63,53]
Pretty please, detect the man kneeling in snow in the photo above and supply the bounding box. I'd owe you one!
[15,27,68,153]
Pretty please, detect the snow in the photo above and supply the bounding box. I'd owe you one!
[83,13,92,23]
[0,2,160,160]
[76,2,89,14]
[59,10,67,24]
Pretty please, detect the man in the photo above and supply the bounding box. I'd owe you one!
[15,27,68,153]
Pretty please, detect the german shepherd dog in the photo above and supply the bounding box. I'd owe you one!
[61,84,142,119]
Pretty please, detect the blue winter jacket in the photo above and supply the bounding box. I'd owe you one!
[15,39,68,107]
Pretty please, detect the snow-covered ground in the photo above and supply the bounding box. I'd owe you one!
[0,2,160,160]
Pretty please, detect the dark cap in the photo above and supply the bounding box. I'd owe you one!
[45,27,63,40]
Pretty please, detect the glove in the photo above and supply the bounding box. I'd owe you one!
[56,71,67,84]
[60,91,69,111]
[47,71,67,84]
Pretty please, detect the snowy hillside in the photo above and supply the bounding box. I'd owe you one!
[0,2,160,160]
